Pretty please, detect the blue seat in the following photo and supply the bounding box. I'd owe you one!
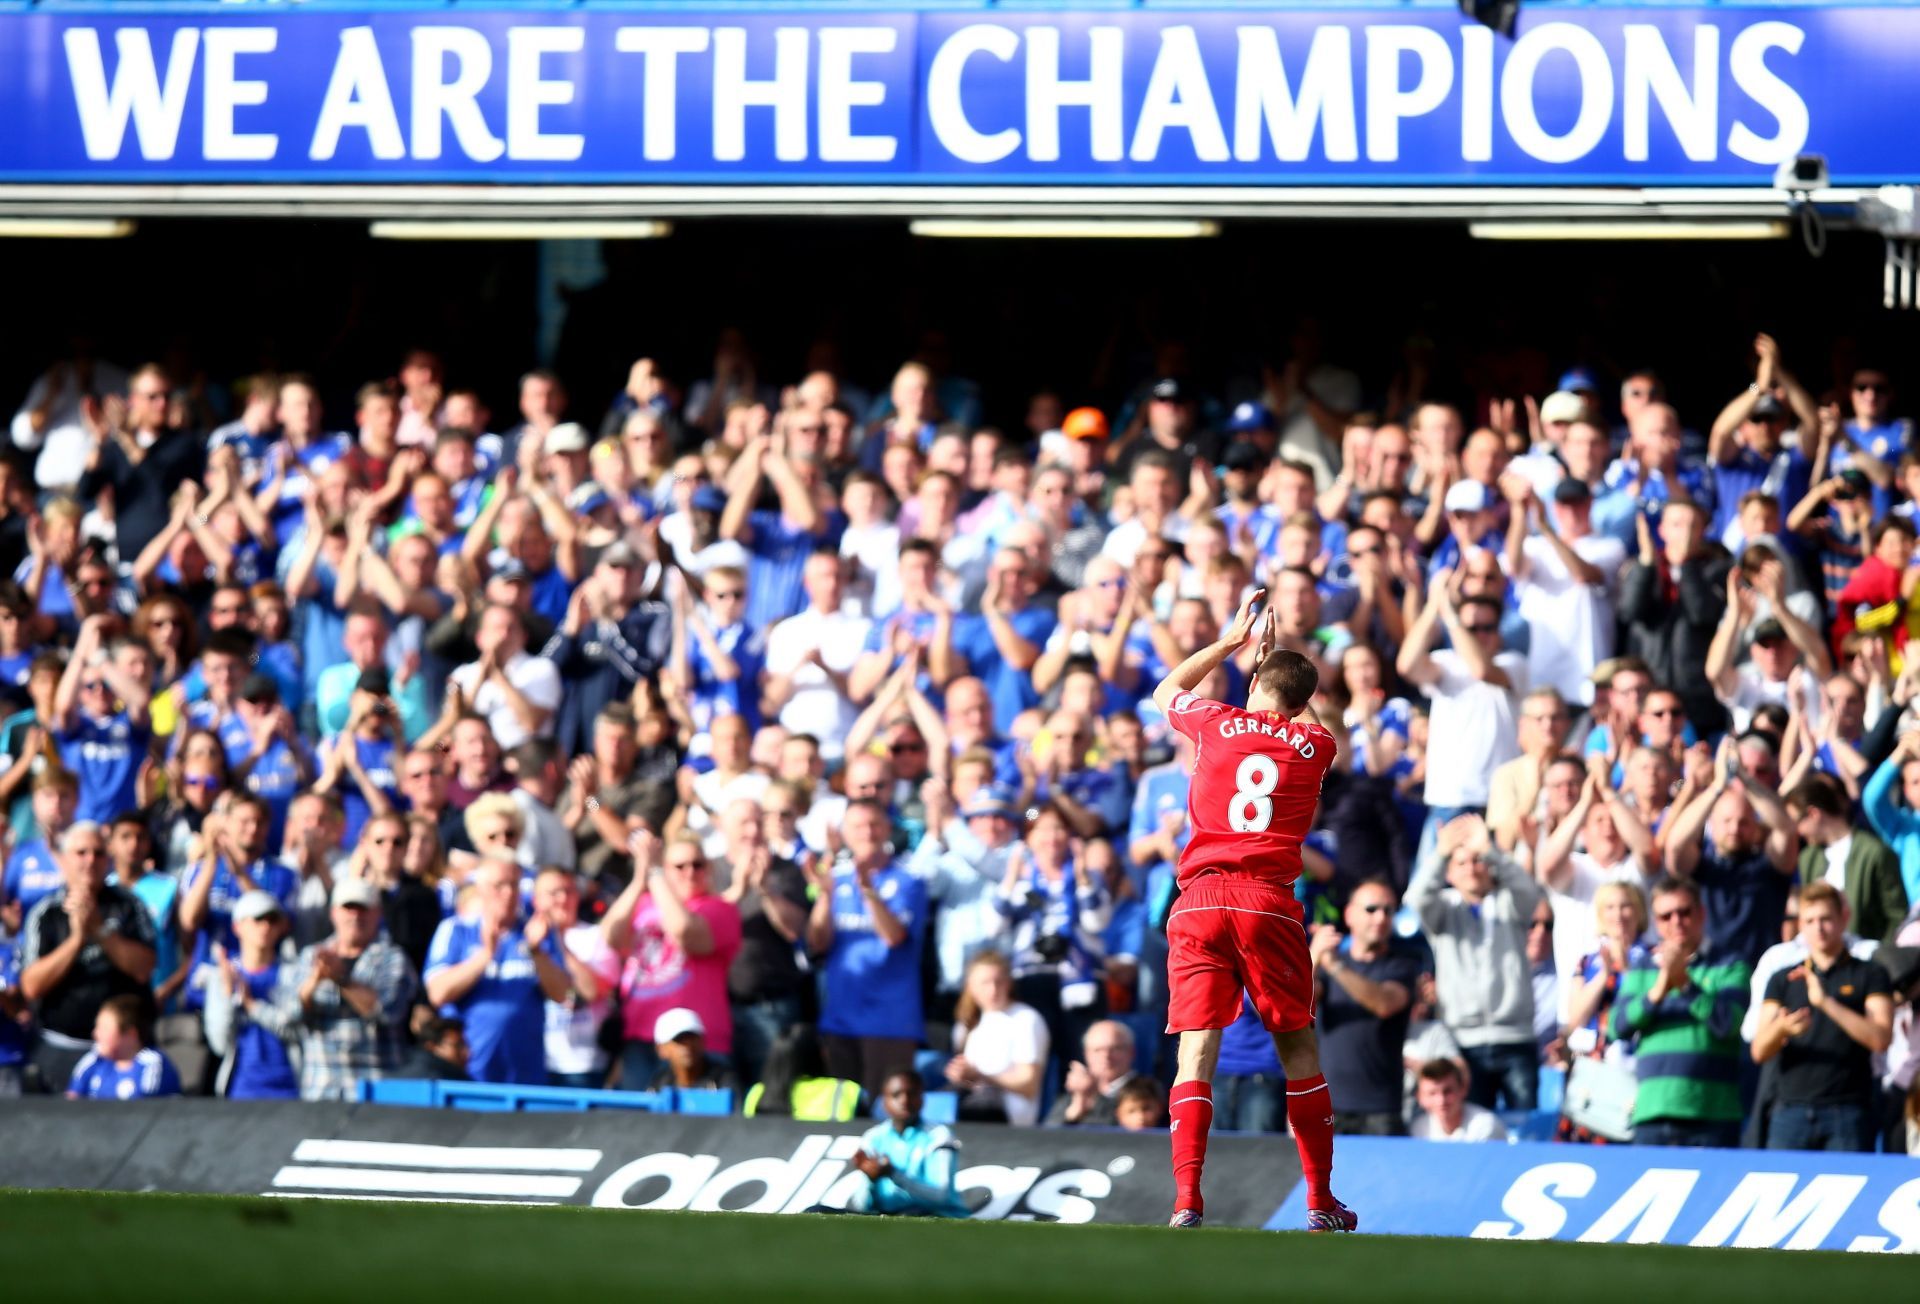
[358,1079,439,1108]
[1497,1109,1561,1143]
[672,1088,735,1117]
[1538,1067,1567,1115]
[361,1078,737,1115]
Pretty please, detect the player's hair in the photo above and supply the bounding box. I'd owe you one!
[1253,648,1319,713]
[1417,1059,1465,1087]
[1796,881,1846,917]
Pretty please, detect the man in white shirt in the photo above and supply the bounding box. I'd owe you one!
[1398,585,1527,818]
[1532,767,1655,1022]
[1099,450,1191,567]
[9,350,129,493]
[1410,1059,1509,1142]
[762,553,872,763]
[1505,476,1626,707]
[449,603,562,750]
[530,867,622,1087]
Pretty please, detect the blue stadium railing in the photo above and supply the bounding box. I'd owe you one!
[361,1077,966,1125]
[358,1078,739,1115]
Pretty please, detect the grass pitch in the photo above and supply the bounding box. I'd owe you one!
[2,1188,1906,1301]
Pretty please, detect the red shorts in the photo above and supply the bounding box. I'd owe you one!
[1165,877,1313,1035]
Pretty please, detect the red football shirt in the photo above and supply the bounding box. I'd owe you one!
[1165,691,1337,890]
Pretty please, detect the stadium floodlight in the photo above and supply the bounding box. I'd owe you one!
[0,218,135,238]
[909,219,1221,239]
[369,220,673,240]
[1469,221,1792,241]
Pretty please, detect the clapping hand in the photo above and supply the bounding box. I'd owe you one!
[944,1054,980,1089]
[1308,924,1343,968]
[1803,963,1827,1012]
[1221,587,1267,650]
[850,1151,889,1181]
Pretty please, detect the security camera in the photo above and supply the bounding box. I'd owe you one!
[1774,154,1828,193]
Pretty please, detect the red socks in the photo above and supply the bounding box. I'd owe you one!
[1169,1081,1214,1214]
[1286,1074,1337,1209]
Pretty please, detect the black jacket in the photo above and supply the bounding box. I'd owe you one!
[1618,550,1732,736]
[78,431,206,565]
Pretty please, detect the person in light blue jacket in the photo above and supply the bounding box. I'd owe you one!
[845,1071,970,1218]
[1861,735,1920,904]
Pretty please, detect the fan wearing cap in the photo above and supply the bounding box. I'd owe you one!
[1707,334,1821,543]
[1505,391,1588,499]
[1706,550,1833,734]
[1424,479,1504,582]
[1213,439,1283,560]
[202,888,299,1100]
[180,791,297,1009]
[645,1007,739,1093]
[1501,472,1626,706]
[659,477,749,580]
[284,875,417,1099]
[1109,377,1216,487]
[542,540,672,758]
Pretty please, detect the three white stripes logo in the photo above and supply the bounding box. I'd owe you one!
[267,1140,605,1204]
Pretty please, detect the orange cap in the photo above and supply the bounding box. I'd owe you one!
[1062,406,1110,440]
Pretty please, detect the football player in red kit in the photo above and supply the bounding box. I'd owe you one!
[1150,589,1355,1233]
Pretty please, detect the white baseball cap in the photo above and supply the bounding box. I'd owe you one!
[652,1008,706,1044]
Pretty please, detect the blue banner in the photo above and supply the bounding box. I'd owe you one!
[1270,1137,1920,1252]
[0,7,1914,185]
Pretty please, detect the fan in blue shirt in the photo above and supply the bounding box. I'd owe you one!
[815,806,928,1051]
[67,996,182,1100]
[3,772,73,918]
[207,891,300,1100]
[424,861,570,1085]
[719,440,845,631]
[177,796,299,1010]
[0,934,27,1084]
[950,551,1058,734]
[680,577,765,738]
[50,618,152,824]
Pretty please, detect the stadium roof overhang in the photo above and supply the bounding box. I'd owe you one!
[0,183,1872,225]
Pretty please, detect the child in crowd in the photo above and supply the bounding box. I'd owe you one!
[67,995,182,1101]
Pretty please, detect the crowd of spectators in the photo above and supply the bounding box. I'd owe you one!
[0,329,1917,1156]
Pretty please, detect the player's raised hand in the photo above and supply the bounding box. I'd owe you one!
[1221,587,1266,650]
